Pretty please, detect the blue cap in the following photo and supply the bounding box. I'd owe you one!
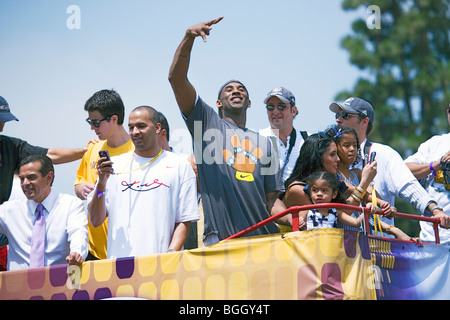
[0,96,19,122]
[263,87,296,106]
[329,97,374,123]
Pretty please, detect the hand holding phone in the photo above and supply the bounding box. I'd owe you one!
[369,152,376,164]
[99,150,112,167]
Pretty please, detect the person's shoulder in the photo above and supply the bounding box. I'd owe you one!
[0,134,23,146]
[258,126,273,137]
[371,141,400,154]
[81,139,105,157]
[426,133,449,145]
[55,193,84,207]
[162,150,191,166]
[0,199,26,210]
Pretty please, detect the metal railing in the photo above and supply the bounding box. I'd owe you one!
[225,203,442,244]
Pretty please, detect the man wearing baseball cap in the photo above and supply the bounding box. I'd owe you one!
[0,96,19,123]
[330,97,450,238]
[259,87,309,191]
[0,96,88,270]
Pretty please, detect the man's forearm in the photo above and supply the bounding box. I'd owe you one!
[47,147,86,164]
[87,183,107,228]
[168,222,191,251]
[168,33,197,116]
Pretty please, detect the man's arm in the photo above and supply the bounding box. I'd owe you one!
[168,222,191,251]
[66,198,89,265]
[87,156,113,227]
[406,150,450,180]
[75,182,95,200]
[168,17,223,117]
[46,147,87,164]
[267,192,292,226]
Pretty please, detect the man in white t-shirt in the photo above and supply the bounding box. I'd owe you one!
[88,106,199,259]
[259,87,308,192]
[329,97,450,233]
[405,105,450,244]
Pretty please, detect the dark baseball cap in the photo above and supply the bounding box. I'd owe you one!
[263,87,296,106]
[0,96,19,122]
[217,80,249,99]
[329,97,374,123]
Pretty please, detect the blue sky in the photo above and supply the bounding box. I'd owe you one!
[0,0,367,194]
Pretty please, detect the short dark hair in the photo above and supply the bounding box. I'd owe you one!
[157,112,170,142]
[305,171,347,204]
[19,154,55,185]
[84,89,125,125]
[132,105,160,125]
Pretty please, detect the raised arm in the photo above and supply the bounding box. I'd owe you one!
[87,156,113,227]
[168,17,223,117]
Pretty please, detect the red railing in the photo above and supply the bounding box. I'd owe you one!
[225,203,442,245]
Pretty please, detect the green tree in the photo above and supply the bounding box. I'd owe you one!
[338,0,450,156]
[337,0,450,235]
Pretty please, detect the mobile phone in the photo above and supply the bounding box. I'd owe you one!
[369,152,376,164]
[99,150,112,167]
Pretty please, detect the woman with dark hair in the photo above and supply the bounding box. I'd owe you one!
[284,133,341,208]
[284,132,377,209]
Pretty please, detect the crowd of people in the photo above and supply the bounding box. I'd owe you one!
[0,17,449,271]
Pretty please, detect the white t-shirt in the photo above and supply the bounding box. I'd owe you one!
[94,150,199,259]
[405,133,450,244]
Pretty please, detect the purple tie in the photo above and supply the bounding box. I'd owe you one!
[30,203,46,268]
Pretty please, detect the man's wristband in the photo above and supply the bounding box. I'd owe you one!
[430,162,437,176]
[96,189,105,198]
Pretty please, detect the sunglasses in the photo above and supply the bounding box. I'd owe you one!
[86,116,111,128]
[266,103,289,112]
[335,111,361,120]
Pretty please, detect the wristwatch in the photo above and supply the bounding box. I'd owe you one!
[431,205,444,214]
[425,203,444,217]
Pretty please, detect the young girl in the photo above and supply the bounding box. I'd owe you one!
[328,125,421,242]
[328,125,395,218]
[298,171,375,230]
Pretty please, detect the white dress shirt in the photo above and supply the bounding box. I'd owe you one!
[355,139,434,226]
[0,190,88,270]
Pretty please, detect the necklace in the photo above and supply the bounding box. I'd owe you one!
[114,149,163,175]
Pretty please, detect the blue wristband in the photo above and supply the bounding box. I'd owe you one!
[95,189,105,198]
[430,162,437,176]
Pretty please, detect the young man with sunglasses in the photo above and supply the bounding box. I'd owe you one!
[330,97,450,237]
[405,105,450,244]
[259,87,309,192]
[169,17,288,245]
[74,89,134,260]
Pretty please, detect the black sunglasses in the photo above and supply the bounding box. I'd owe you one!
[266,103,288,112]
[86,116,111,128]
[335,111,361,120]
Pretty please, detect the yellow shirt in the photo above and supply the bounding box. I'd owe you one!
[75,139,135,259]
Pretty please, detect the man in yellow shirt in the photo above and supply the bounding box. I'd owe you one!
[74,89,134,260]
